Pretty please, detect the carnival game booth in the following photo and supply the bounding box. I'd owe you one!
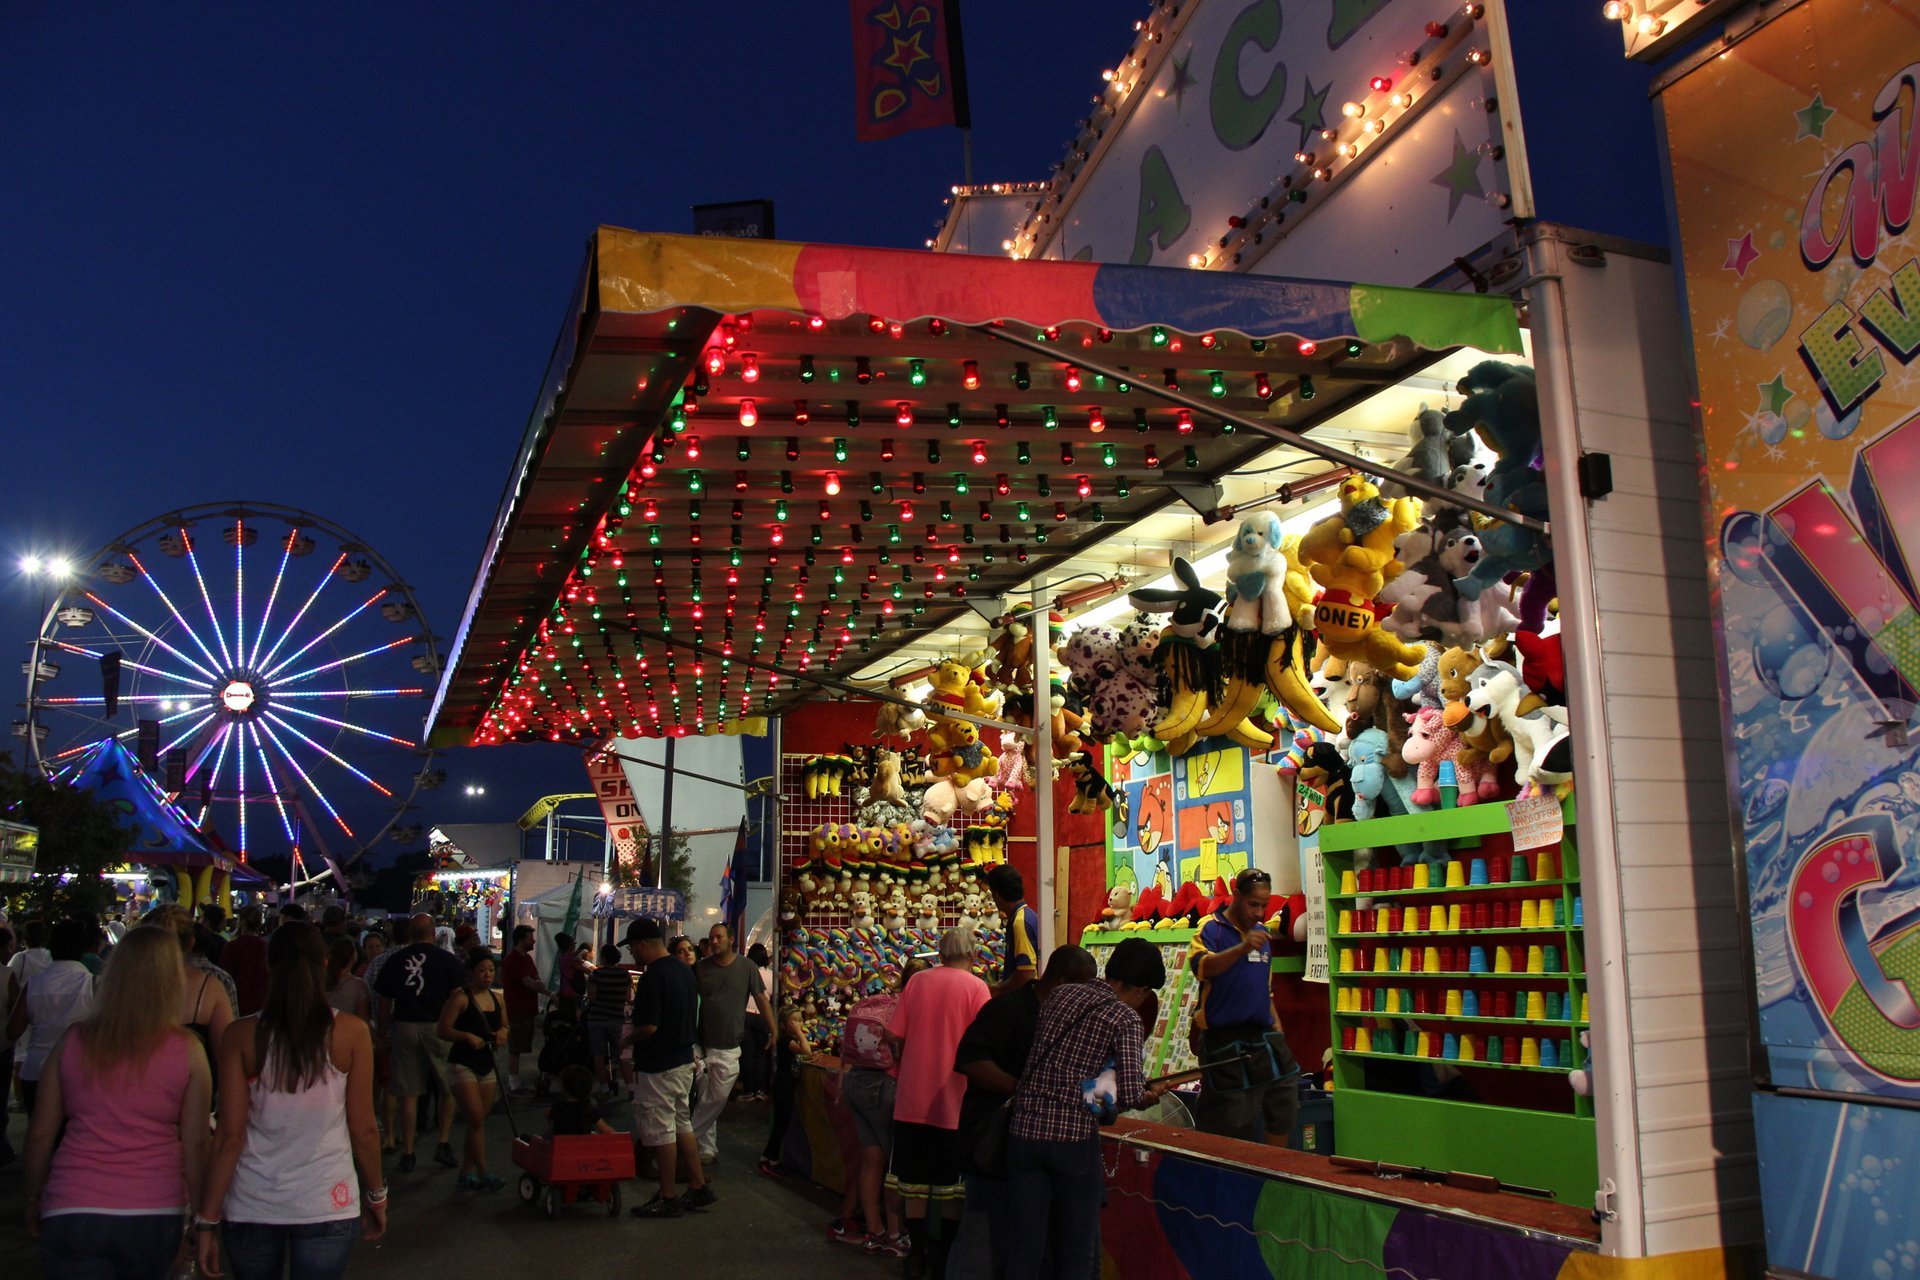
[418,226,1725,1254]
[58,736,270,910]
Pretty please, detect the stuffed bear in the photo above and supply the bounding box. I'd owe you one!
[1380,403,1464,500]
[1443,361,1546,518]
[1060,619,1160,742]
[1096,882,1133,932]
[1465,666,1573,796]
[1402,706,1500,805]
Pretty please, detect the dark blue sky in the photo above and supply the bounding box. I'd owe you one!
[0,4,1666,841]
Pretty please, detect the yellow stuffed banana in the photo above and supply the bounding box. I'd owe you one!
[1153,685,1208,741]
[1195,675,1263,736]
[1226,718,1274,750]
[1267,629,1342,734]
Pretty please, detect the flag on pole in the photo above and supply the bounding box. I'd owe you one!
[550,871,585,995]
[718,817,751,944]
[850,0,970,141]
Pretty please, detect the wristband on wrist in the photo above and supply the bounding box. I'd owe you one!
[192,1216,221,1232]
[365,1184,389,1204]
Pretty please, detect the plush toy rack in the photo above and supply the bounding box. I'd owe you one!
[1315,795,1596,1205]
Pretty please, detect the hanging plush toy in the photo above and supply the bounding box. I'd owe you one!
[1199,511,1299,750]
[990,612,1035,692]
[802,754,856,798]
[1260,534,1343,735]
[1465,666,1573,796]
[1060,618,1161,742]
[873,684,928,743]
[923,657,993,753]
[1296,476,1430,680]
[931,720,998,784]
[1064,750,1119,817]
[1128,557,1224,757]
[1346,727,1392,821]
[1442,361,1551,603]
[1401,706,1500,806]
[867,748,907,807]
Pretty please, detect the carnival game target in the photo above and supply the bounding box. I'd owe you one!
[21,502,440,865]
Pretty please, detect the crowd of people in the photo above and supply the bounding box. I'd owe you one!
[0,860,1302,1280]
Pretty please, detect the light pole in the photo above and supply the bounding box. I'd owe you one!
[18,554,76,753]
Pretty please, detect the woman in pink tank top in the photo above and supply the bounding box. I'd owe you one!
[196,922,386,1280]
[22,925,214,1280]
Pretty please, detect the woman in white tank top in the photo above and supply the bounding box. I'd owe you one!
[195,922,388,1280]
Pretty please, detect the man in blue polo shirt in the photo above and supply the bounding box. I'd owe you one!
[1187,867,1301,1145]
[986,866,1038,995]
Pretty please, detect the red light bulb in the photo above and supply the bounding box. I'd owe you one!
[896,402,914,427]
[971,441,988,465]
[824,472,841,496]
[961,361,980,390]
[738,400,758,427]
[1176,410,1194,434]
[1370,75,1392,92]
[739,353,760,382]
[1064,366,1082,392]
[1297,338,1318,357]
[685,436,702,460]
[1088,407,1106,433]
[704,347,725,375]
[1076,475,1092,498]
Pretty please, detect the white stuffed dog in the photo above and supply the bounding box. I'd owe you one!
[1224,510,1290,633]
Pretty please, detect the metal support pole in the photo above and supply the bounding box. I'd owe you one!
[1524,230,1642,1254]
[657,736,677,892]
[769,717,786,1015]
[1031,579,1056,959]
[544,808,556,863]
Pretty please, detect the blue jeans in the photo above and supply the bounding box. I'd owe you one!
[222,1218,359,1280]
[1005,1135,1104,1280]
[39,1211,183,1280]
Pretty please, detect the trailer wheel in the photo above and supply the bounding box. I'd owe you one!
[606,1183,621,1217]
[518,1174,539,1204]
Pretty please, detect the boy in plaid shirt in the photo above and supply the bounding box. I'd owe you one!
[1005,938,1167,1280]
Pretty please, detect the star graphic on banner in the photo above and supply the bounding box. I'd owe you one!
[1289,77,1331,151]
[1431,131,1484,220]
[1757,373,1795,416]
[1795,92,1837,140]
[883,31,931,78]
[1708,317,1733,347]
[1724,232,1760,277]
[1164,48,1195,110]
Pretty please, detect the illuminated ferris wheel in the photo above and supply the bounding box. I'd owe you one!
[19,502,442,866]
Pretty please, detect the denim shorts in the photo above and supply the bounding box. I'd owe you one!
[223,1218,359,1280]
[39,1211,183,1280]
[841,1068,897,1154]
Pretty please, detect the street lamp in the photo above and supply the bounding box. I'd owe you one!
[19,553,79,746]
[464,783,486,797]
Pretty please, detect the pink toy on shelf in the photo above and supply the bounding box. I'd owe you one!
[1401,706,1499,806]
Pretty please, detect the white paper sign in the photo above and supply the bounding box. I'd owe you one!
[1300,827,1329,984]
[1505,792,1564,852]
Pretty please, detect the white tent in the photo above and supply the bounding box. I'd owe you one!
[513,876,598,992]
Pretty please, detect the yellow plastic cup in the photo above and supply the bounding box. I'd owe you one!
[1527,990,1546,1020]
[1356,1027,1372,1053]
[1444,860,1466,888]
[1341,869,1358,895]
[1458,1035,1477,1062]
[1494,946,1513,974]
[1579,992,1590,1022]
[1527,945,1545,974]
[1429,905,1447,932]
[1339,948,1356,974]
[1447,904,1462,932]
[1412,863,1431,890]
[1520,1036,1540,1066]
[1445,988,1463,1016]
[1416,1032,1432,1058]
[1338,909,1354,935]
[1424,945,1442,972]
[1519,900,1538,929]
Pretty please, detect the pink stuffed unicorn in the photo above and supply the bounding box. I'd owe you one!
[1401,706,1498,806]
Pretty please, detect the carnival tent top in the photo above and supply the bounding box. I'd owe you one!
[426,228,1523,747]
[59,737,261,878]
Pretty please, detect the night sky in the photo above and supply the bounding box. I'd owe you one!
[0,4,1665,850]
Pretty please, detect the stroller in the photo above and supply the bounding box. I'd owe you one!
[536,1000,591,1086]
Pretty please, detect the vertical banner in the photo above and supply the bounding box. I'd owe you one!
[1660,3,1920,1273]
[850,0,969,141]
[1295,778,1329,984]
[584,743,644,878]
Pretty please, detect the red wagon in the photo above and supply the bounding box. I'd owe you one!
[511,1133,636,1218]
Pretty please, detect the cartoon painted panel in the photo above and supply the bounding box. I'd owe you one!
[1175,743,1251,887]
[1664,0,1920,1101]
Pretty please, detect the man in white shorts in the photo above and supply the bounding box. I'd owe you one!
[627,918,715,1219]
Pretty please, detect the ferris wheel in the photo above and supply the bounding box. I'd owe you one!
[19,501,442,867]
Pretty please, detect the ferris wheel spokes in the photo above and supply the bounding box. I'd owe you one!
[272,633,414,689]
[127,551,229,679]
[272,701,416,747]
[261,589,393,684]
[180,530,236,672]
[44,638,213,689]
[261,709,394,797]
[245,526,299,671]
[256,718,354,836]
[251,552,348,677]
[232,518,245,679]
[247,722,298,845]
[81,591,221,684]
